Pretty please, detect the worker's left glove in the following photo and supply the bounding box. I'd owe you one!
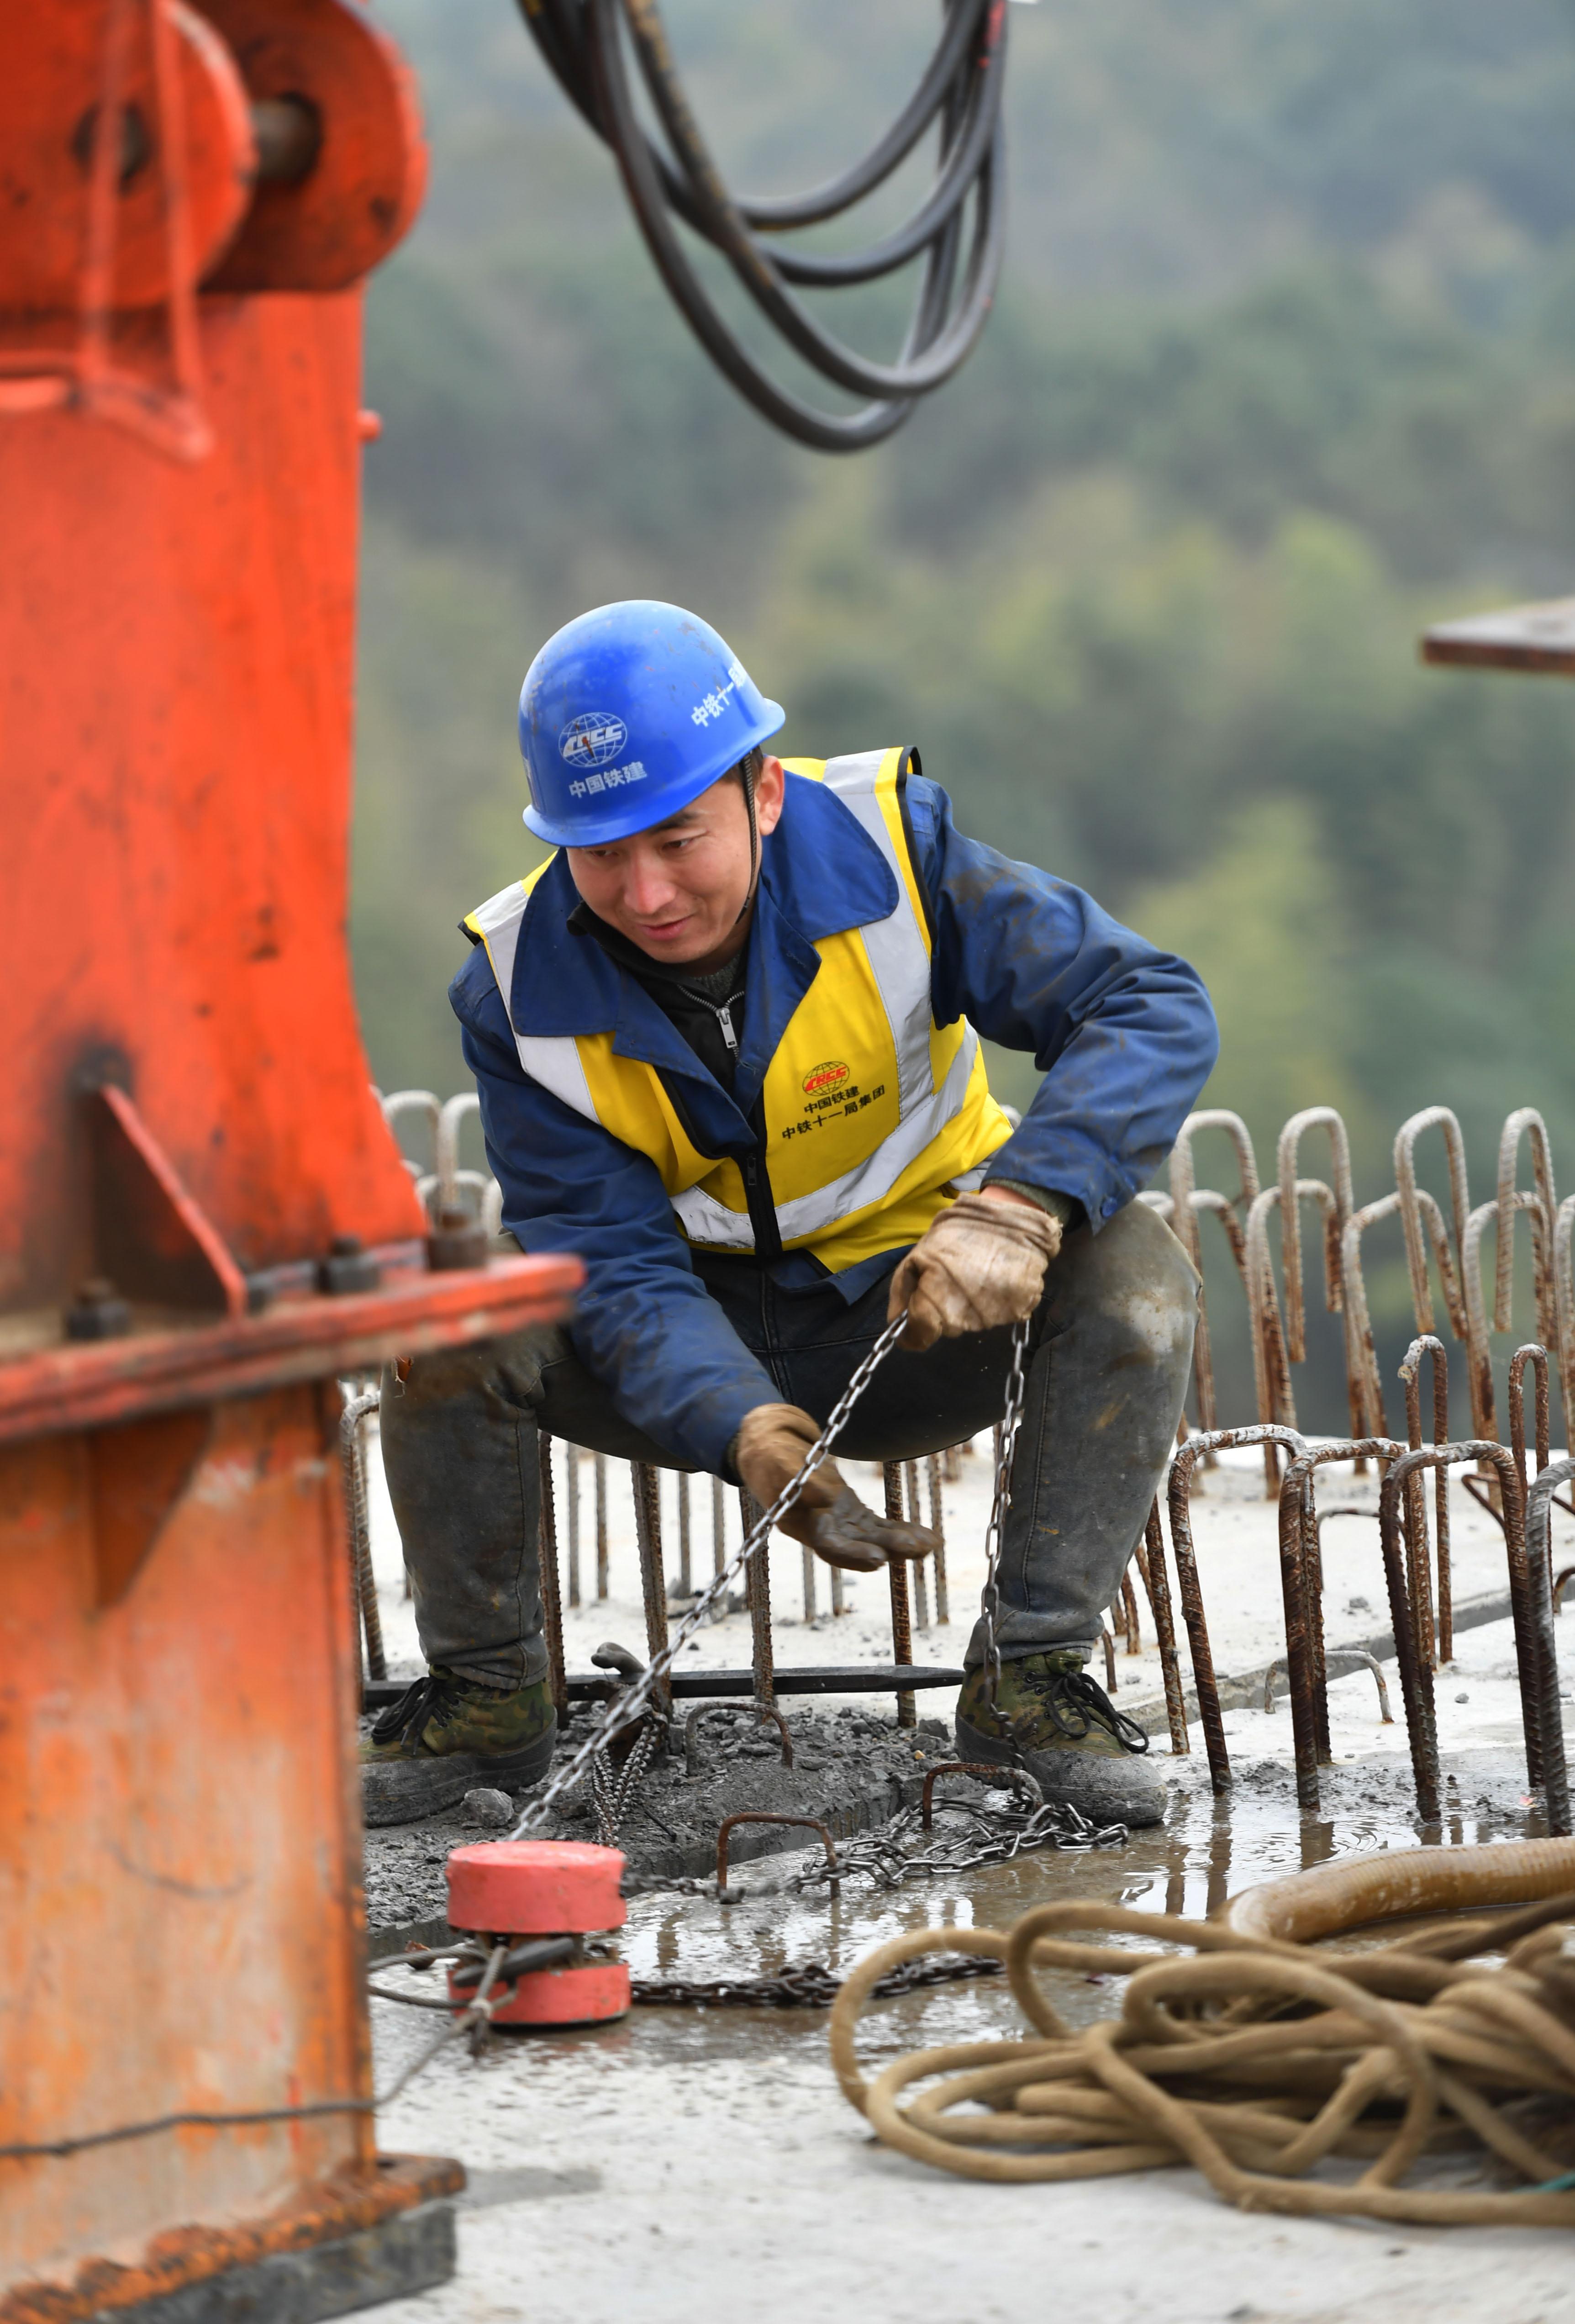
[887,1191,1062,1354]
[732,1402,938,1574]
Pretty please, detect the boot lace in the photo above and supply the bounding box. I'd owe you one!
[1011,1663,1150,1756]
[369,1669,464,1753]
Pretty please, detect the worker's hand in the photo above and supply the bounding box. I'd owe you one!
[732,1403,938,1573]
[887,1189,1061,1354]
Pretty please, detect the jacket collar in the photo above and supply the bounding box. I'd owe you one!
[506,771,899,1078]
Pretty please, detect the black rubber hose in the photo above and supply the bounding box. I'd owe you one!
[512,0,1009,451]
[617,0,1004,400]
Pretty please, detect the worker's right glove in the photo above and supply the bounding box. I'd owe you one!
[731,1402,938,1574]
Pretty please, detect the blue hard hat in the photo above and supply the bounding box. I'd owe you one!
[517,600,785,847]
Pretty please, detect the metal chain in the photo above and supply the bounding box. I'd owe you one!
[789,1786,1124,1893]
[628,1953,1008,2012]
[368,1939,1009,2017]
[591,1717,663,1847]
[978,1315,1031,1705]
[505,1309,915,1841]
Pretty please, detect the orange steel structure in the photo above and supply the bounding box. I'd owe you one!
[0,6,579,2316]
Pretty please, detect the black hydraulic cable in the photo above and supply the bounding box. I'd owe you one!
[513,0,1011,450]
[626,0,1005,290]
[618,0,1003,399]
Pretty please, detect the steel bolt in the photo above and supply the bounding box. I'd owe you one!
[318,1234,381,1295]
[427,1207,489,1273]
[65,1277,131,1341]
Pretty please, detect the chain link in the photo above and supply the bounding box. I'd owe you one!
[788,1785,1124,1893]
[628,1954,1007,2011]
[505,1309,914,1842]
[591,1717,663,1848]
[978,1315,1031,1705]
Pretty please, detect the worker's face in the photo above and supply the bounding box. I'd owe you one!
[564,756,785,970]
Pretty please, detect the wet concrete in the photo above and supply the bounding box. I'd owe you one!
[368,1727,1572,2324]
[359,1445,1575,2320]
[365,1703,956,1946]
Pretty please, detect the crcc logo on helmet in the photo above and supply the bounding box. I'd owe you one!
[558,712,628,770]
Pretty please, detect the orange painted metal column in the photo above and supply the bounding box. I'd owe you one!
[0,7,574,2316]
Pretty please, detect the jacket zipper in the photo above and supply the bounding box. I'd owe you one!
[679,981,779,1258]
[741,1107,783,1262]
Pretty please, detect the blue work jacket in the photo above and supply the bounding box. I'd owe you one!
[450,769,1218,1474]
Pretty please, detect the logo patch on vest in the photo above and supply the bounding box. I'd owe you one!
[559,712,628,769]
[802,1060,850,1097]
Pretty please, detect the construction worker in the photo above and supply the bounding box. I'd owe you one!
[364,601,1216,1828]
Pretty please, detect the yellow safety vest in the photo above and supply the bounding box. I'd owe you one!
[465,748,1014,1271]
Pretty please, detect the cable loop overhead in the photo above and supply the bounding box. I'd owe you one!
[514,0,1010,450]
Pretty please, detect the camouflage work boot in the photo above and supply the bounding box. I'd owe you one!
[955,1648,1164,1828]
[360,1667,556,1827]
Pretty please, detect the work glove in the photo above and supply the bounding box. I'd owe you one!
[887,1190,1062,1353]
[732,1402,938,1574]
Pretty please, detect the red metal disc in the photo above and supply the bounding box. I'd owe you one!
[445,1841,628,1936]
[452,1960,631,2028]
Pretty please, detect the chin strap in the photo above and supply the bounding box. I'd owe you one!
[732,755,761,928]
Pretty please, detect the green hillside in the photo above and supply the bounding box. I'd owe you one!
[353,0,1575,1422]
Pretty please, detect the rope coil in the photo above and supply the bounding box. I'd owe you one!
[829,1895,1575,2224]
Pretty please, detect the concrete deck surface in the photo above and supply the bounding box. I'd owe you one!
[363,1442,1575,2324]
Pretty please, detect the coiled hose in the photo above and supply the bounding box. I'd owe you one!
[515,0,1008,450]
[829,1844,1575,2224]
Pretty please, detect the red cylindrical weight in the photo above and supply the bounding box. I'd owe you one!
[445,1841,627,1935]
[451,1960,630,2028]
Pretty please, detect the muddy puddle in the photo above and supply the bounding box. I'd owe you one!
[377,1748,1549,2080]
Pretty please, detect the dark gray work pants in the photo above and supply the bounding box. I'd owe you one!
[379,1199,1200,1690]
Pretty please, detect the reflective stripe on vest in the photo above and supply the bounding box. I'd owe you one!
[466,749,1013,1270]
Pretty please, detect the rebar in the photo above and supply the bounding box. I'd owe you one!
[1497,1109,1560,1344]
[595,1452,609,1598]
[676,1468,691,1596]
[1394,1107,1471,1345]
[718,1812,839,1898]
[1169,1425,1311,1792]
[564,1441,581,1609]
[1304,1495,1331,1762]
[711,1472,725,1578]
[684,1697,794,1775]
[1263,1649,1391,1724]
[1555,1194,1575,1442]
[632,1461,671,1711]
[1276,1444,1406,1812]
[927,1452,948,1624]
[884,1460,916,1726]
[1137,1501,1189,1754]
[338,1390,386,1682]
[1519,1458,1571,1836]
[1276,1109,1354,1365]
[1463,1193,1557,1472]
[1384,1443,1540,1815]
[801,1542,817,1624]
[1400,1335,1452,1665]
[1340,1192,1403,1440]
[538,1431,568,1722]
[919,1759,1043,1830]
[740,1486,774,1705]
[379,1088,440,1182]
[1120,1569,1141,1655]
[1509,1343,1552,1508]
[434,1090,481,1217]
[905,1459,930,1629]
[1243,1178,1335,1489]
[1169,1110,1260,1447]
